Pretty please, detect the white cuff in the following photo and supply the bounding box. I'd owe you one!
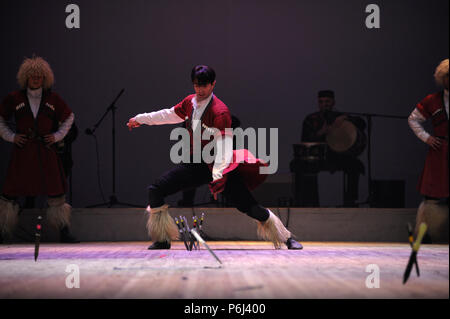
[53,113,75,142]
[212,135,233,181]
[0,115,15,143]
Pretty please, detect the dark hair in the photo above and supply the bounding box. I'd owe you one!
[191,65,216,85]
[318,90,335,99]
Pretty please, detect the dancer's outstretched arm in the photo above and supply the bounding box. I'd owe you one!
[127,106,184,130]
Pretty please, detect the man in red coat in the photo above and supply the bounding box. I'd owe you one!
[128,65,302,250]
[408,58,448,242]
[0,56,78,243]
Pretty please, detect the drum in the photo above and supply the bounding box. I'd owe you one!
[293,142,328,162]
[326,120,366,156]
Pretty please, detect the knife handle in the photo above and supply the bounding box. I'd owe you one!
[413,223,428,251]
[35,216,42,235]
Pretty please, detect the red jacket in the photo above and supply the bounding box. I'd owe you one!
[174,94,268,190]
[174,94,232,150]
[0,90,72,196]
[415,91,448,198]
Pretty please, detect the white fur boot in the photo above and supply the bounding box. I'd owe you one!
[146,204,179,243]
[256,209,291,249]
[46,195,71,229]
[0,196,19,240]
[415,199,449,243]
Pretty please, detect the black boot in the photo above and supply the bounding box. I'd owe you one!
[286,237,303,250]
[148,241,171,249]
[60,226,80,243]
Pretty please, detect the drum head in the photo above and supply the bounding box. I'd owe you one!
[326,120,357,153]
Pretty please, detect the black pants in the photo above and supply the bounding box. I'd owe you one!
[179,188,197,206]
[147,162,269,222]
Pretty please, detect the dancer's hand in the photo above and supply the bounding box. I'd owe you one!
[13,134,27,147]
[317,123,329,136]
[127,118,141,131]
[44,134,56,146]
[209,176,228,200]
[426,136,442,150]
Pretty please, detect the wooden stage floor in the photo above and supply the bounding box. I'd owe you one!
[0,242,448,299]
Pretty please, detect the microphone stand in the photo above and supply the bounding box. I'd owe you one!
[85,89,141,208]
[343,111,408,207]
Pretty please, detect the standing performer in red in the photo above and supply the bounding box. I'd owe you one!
[128,65,302,250]
[408,58,449,241]
[0,56,78,243]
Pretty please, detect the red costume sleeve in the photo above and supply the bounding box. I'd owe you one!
[0,93,16,120]
[52,93,73,122]
[213,112,232,137]
[416,95,434,119]
[173,96,193,120]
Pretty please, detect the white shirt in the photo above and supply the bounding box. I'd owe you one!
[28,87,42,118]
[191,93,214,131]
[133,93,233,181]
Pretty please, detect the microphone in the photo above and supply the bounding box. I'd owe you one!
[85,128,93,135]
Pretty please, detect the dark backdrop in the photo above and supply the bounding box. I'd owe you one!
[0,0,448,208]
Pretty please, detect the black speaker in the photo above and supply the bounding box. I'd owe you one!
[371,180,405,208]
[252,174,293,207]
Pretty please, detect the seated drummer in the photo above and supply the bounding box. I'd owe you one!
[290,90,365,207]
[301,90,347,142]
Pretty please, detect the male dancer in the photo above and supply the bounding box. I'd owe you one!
[128,65,302,250]
[408,58,448,241]
[0,56,78,243]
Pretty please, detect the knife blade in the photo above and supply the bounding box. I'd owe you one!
[407,223,420,276]
[403,223,427,284]
[178,216,190,251]
[190,228,222,265]
[183,216,194,251]
[34,216,42,262]
[403,251,417,284]
[175,217,189,251]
